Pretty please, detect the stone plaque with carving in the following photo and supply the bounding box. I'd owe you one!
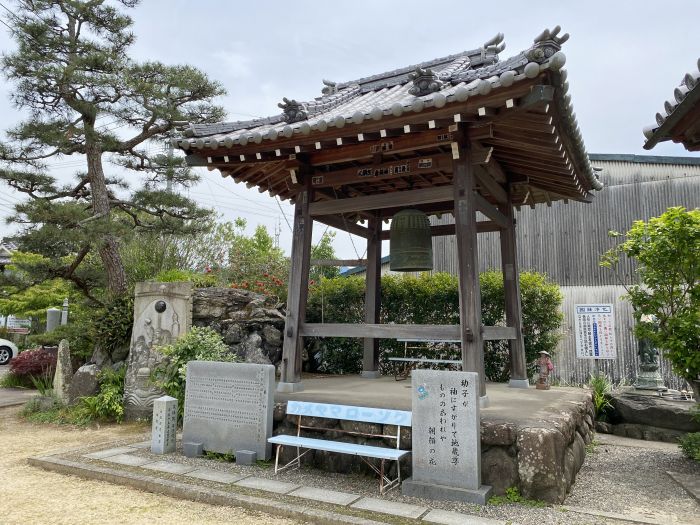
[182,361,275,459]
[151,395,178,454]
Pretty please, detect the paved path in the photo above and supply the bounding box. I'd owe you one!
[0,387,35,407]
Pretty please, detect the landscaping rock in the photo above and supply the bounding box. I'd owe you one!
[595,420,613,434]
[223,324,243,344]
[572,431,586,472]
[69,364,100,402]
[481,421,517,446]
[517,427,567,503]
[339,420,382,436]
[610,392,700,432]
[53,339,72,404]
[262,325,282,346]
[481,446,518,495]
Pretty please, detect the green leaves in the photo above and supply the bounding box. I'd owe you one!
[602,207,700,384]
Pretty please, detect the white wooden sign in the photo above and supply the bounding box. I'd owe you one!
[574,304,616,359]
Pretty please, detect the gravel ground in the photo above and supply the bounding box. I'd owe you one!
[69,433,700,525]
[0,406,302,525]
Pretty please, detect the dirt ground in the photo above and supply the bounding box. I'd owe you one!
[0,405,302,525]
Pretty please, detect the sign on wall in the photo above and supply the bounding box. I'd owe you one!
[574,304,616,359]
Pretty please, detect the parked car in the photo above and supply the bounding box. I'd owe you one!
[0,338,19,365]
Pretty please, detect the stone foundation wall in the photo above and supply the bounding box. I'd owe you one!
[271,393,595,504]
[192,288,285,371]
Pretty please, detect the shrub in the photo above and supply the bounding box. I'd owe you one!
[155,268,217,288]
[306,271,563,380]
[9,348,56,382]
[78,365,127,422]
[152,327,235,414]
[27,322,94,361]
[588,373,614,421]
[679,432,700,462]
[92,295,134,358]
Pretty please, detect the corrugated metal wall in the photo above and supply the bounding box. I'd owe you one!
[372,157,700,388]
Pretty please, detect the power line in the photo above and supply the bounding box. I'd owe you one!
[275,196,293,232]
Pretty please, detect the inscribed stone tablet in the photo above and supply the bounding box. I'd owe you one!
[411,370,481,490]
[182,361,274,459]
[151,395,178,454]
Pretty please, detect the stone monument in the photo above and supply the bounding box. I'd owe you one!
[123,282,192,420]
[53,339,72,404]
[151,395,178,454]
[182,361,275,459]
[634,315,666,391]
[402,370,492,504]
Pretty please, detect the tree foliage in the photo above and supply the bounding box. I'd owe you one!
[601,207,700,387]
[0,0,225,297]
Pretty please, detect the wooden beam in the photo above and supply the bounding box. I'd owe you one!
[499,188,528,385]
[311,258,368,267]
[474,192,510,229]
[474,165,508,204]
[280,184,314,388]
[309,185,454,216]
[363,217,382,376]
[299,323,515,341]
[314,215,370,238]
[452,131,487,399]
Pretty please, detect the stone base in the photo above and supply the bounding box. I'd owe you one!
[508,379,530,389]
[277,381,304,393]
[402,478,492,505]
[183,442,203,458]
[236,450,257,465]
[360,370,381,379]
[634,371,667,391]
[536,383,550,390]
[479,395,490,409]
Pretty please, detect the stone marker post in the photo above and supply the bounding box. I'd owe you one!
[402,369,492,504]
[46,307,61,332]
[53,339,72,404]
[151,395,178,454]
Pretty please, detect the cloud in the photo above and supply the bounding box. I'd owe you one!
[212,46,253,79]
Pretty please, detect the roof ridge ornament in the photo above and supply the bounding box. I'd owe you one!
[321,79,338,95]
[470,33,505,68]
[278,97,308,123]
[527,25,569,63]
[408,67,444,96]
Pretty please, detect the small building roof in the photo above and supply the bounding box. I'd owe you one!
[176,26,602,210]
[643,58,700,152]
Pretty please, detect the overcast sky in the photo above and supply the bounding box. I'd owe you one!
[1,0,699,258]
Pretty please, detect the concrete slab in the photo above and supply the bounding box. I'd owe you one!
[289,486,360,506]
[667,471,700,503]
[0,387,36,408]
[235,476,301,494]
[275,375,590,426]
[351,497,428,519]
[129,441,152,449]
[141,461,196,475]
[101,454,153,467]
[185,468,247,484]
[422,509,506,524]
[83,446,138,459]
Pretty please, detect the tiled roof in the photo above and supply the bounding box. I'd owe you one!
[643,58,700,151]
[175,27,601,193]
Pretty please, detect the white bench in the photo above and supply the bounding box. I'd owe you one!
[268,401,412,493]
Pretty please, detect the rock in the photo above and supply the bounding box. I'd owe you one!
[481,447,518,495]
[90,346,112,368]
[224,324,243,344]
[572,431,586,473]
[111,344,130,363]
[262,325,282,346]
[273,403,287,423]
[53,339,73,404]
[563,447,575,488]
[610,392,700,432]
[69,364,100,402]
[481,421,517,446]
[595,421,612,434]
[285,414,338,430]
[382,424,412,450]
[240,333,271,365]
[339,420,382,435]
[517,427,567,503]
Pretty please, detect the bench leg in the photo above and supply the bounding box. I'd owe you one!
[273,446,313,474]
[358,456,402,494]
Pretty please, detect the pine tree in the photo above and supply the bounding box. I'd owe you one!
[0,0,225,297]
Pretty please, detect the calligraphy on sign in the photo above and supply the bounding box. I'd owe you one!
[574,304,616,360]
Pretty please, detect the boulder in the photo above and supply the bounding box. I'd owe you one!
[517,427,568,503]
[610,392,700,432]
[223,324,243,345]
[53,339,73,404]
[572,431,586,473]
[481,447,518,495]
[481,421,517,446]
[262,325,282,346]
[69,364,100,402]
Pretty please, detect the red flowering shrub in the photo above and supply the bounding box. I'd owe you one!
[9,348,57,379]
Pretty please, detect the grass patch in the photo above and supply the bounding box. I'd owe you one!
[585,439,600,454]
[255,458,273,469]
[0,372,33,389]
[489,487,547,507]
[204,451,236,462]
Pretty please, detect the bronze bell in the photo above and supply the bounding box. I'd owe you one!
[390,209,433,272]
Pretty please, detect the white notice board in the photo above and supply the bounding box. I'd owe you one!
[574,304,616,359]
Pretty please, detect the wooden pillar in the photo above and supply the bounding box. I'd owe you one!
[499,189,529,388]
[452,135,488,404]
[278,186,314,392]
[362,215,382,378]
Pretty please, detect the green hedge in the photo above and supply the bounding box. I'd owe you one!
[306,271,563,381]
